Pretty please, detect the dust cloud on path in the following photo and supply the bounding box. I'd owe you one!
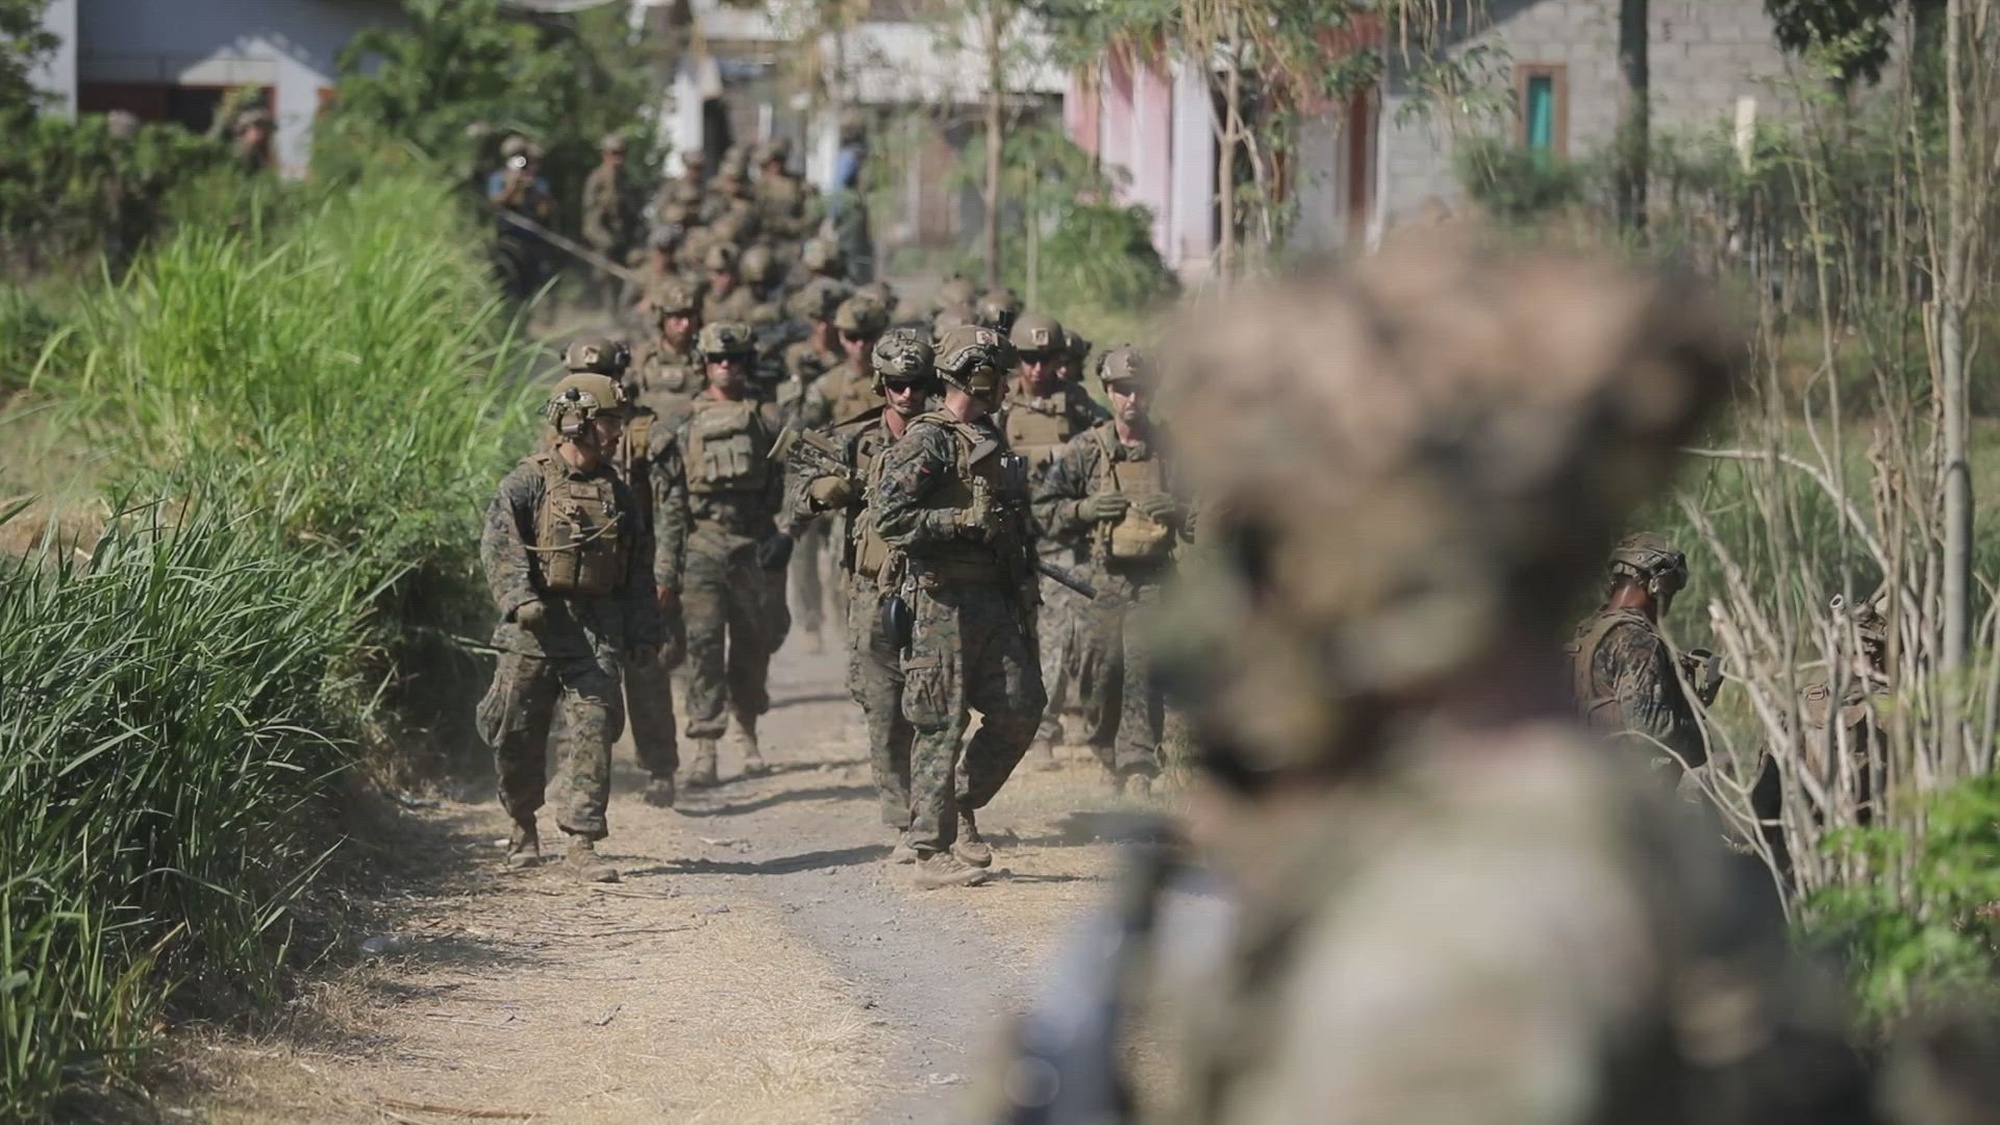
[194,627,1153,1125]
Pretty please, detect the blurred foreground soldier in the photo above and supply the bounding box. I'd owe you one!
[1056,241,1879,1125]
[872,325,1046,889]
[629,280,705,426]
[788,329,941,861]
[1032,347,1185,793]
[1004,313,1107,767]
[478,371,661,883]
[582,134,640,319]
[656,322,792,788]
[1569,534,1713,774]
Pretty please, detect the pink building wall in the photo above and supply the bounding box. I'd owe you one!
[1066,49,1214,278]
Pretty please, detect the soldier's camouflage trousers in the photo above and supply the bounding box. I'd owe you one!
[1034,574,1087,744]
[683,545,789,739]
[791,518,831,636]
[623,649,678,779]
[902,583,1047,855]
[1081,578,1165,778]
[478,649,622,839]
[847,576,913,828]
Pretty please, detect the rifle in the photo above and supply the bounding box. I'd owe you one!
[1680,647,1724,708]
[495,210,644,286]
[769,424,855,484]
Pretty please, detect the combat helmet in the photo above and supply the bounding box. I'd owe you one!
[857,281,897,309]
[704,242,740,275]
[739,244,775,287]
[933,276,977,314]
[933,325,1009,403]
[931,305,975,343]
[801,238,846,278]
[697,321,756,360]
[648,279,700,320]
[1097,346,1147,389]
[974,289,1022,335]
[544,372,630,438]
[788,278,852,323]
[1010,313,1064,360]
[1065,328,1093,370]
[1147,233,1742,786]
[760,136,793,166]
[648,224,684,253]
[835,295,890,339]
[1607,533,1688,606]
[600,133,628,154]
[872,328,937,392]
[563,336,630,376]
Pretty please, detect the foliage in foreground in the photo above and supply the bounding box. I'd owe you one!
[50,173,541,763]
[0,501,366,1120]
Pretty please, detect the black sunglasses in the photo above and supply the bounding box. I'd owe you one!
[841,331,873,344]
[882,379,926,392]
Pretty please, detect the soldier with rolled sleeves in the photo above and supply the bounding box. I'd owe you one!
[870,325,1046,889]
[1002,313,1108,767]
[582,133,640,319]
[654,322,793,788]
[788,329,941,862]
[477,371,662,883]
[1031,346,1187,795]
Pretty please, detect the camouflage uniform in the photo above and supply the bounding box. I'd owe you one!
[581,135,638,317]
[777,282,854,648]
[627,280,705,430]
[1000,315,1109,752]
[753,136,812,241]
[699,244,761,326]
[787,330,938,833]
[1064,242,1873,1125]
[655,323,791,782]
[798,295,889,430]
[1031,349,1184,783]
[871,326,1046,884]
[478,371,661,870]
[1569,535,1709,773]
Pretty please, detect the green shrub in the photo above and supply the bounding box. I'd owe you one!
[1452,134,1596,223]
[1037,202,1180,313]
[0,498,367,1119]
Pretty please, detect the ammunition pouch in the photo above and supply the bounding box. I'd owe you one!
[532,455,627,596]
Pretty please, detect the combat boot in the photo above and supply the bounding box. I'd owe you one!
[1021,738,1060,772]
[563,834,620,883]
[914,851,988,889]
[505,821,540,870]
[1118,772,1155,800]
[889,830,918,865]
[951,810,993,868]
[644,774,677,809]
[733,710,768,776]
[683,739,719,789]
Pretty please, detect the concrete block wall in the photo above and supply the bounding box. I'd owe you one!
[1373,0,1793,234]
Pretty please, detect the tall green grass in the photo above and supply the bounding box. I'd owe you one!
[0,499,367,1119]
[50,173,541,763]
[1,169,541,1117]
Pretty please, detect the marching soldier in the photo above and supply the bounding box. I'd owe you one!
[800,237,848,285]
[1569,533,1714,775]
[754,136,811,241]
[871,325,1047,889]
[700,244,760,326]
[779,279,852,423]
[582,133,640,319]
[801,294,890,431]
[655,322,793,788]
[1032,347,1186,794]
[1002,313,1108,767]
[627,280,706,430]
[974,289,1022,336]
[788,329,941,861]
[478,368,662,883]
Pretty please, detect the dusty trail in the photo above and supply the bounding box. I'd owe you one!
[193,626,1146,1125]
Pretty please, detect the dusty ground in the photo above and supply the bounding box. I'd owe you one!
[177,620,1166,1125]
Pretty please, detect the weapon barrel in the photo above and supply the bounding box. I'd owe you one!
[1036,559,1098,600]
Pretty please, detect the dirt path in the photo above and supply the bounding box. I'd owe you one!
[190,627,1148,1125]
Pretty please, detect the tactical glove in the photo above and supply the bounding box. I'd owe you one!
[1082,493,1129,522]
[755,532,795,570]
[1135,494,1181,525]
[807,476,858,509]
[955,488,995,541]
[514,600,548,629]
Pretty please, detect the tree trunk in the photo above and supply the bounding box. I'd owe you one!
[1614,0,1650,233]
[1941,0,1972,697]
[1217,14,1241,294]
[983,1,1005,289]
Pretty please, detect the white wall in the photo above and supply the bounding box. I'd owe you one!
[32,0,78,116]
[77,0,403,177]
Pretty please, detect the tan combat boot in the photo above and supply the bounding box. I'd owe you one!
[563,834,620,883]
[683,739,719,789]
[888,830,918,865]
[951,810,993,868]
[914,851,988,889]
[505,821,540,870]
[733,710,768,776]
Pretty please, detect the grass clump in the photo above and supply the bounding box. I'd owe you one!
[0,499,367,1120]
